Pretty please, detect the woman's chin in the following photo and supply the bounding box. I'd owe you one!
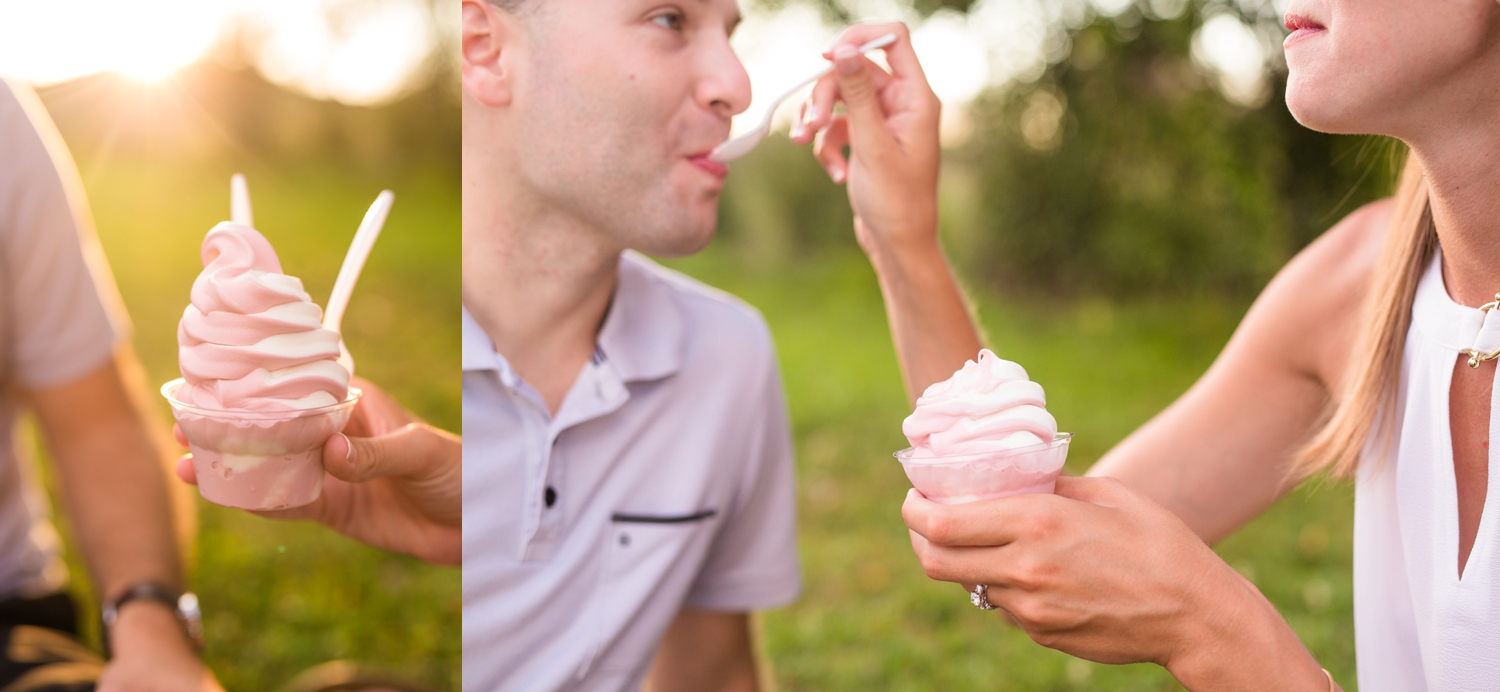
[1285,83,1364,136]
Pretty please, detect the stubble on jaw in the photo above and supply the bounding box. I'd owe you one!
[507,8,719,257]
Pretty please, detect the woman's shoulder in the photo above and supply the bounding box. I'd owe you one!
[1280,198,1393,304]
[1255,198,1394,383]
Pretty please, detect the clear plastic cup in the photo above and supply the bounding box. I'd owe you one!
[161,378,361,510]
[895,433,1073,505]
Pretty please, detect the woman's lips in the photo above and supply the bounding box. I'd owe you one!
[1283,13,1326,47]
[688,155,728,180]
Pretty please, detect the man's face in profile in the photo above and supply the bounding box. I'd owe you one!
[492,0,750,255]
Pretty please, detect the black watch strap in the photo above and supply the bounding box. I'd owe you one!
[101,582,203,653]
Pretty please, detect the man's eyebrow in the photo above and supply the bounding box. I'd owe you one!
[695,0,742,33]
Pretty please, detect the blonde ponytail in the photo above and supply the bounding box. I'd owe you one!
[1295,152,1436,478]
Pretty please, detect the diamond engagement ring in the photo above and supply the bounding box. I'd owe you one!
[970,584,997,610]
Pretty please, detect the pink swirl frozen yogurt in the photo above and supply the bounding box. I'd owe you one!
[177,222,349,411]
[902,349,1057,458]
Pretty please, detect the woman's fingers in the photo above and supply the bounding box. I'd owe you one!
[823,22,927,83]
[814,116,850,182]
[903,488,1066,547]
[174,454,196,485]
[909,530,1027,587]
[797,75,837,142]
[831,47,896,156]
[323,423,459,484]
[790,101,811,142]
[798,55,895,145]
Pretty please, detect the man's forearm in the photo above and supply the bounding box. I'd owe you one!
[54,417,182,598]
[31,356,184,603]
[646,610,762,692]
[864,233,984,404]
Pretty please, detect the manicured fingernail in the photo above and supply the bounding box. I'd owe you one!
[790,123,804,139]
[834,46,858,74]
[337,433,352,461]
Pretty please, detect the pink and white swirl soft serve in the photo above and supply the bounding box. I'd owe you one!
[177,222,349,411]
[902,349,1057,458]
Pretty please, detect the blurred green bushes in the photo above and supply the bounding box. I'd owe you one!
[723,0,1401,298]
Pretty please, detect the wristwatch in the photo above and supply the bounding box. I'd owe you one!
[101,582,203,652]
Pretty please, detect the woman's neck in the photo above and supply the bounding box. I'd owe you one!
[1413,131,1500,308]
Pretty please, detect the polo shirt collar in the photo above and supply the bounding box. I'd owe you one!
[462,307,516,380]
[595,252,685,384]
[458,252,685,389]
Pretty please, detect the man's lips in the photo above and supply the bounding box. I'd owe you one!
[1284,13,1326,46]
[688,154,728,180]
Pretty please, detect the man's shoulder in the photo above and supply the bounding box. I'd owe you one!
[621,252,775,361]
[0,78,23,113]
[0,79,42,147]
[0,79,64,193]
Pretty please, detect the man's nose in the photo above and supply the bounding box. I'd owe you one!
[696,34,752,120]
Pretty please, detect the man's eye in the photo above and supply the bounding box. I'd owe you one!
[651,12,684,31]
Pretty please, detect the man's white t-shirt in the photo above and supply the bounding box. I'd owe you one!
[462,252,801,691]
[0,79,129,598]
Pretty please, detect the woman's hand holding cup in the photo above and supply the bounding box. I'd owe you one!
[903,476,1330,690]
[174,377,460,566]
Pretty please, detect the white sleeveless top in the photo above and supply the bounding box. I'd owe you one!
[1354,248,1500,690]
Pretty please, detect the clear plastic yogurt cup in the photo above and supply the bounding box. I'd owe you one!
[162,378,361,510]
[895,433,1073,505]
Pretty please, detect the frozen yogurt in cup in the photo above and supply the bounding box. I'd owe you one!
[163,379,359,510]
[168,219,354,510]
[895,349,1071,504]
[896,434,1072,504]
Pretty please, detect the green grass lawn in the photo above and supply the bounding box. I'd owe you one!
[57,155,460,690]
[662,248,1356,691]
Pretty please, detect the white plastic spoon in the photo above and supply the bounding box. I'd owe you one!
[322,190,395,378]
[231,173,252,226]
[709,32,898,164]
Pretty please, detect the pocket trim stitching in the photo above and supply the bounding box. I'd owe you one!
[610,509,717,524]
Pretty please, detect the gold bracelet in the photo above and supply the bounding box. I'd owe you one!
[1322,668,1336,692]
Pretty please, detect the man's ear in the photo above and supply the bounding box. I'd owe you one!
[461,0,520,108]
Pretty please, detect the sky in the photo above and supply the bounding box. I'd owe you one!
[0,0,444,105]
[0,0,1283,122]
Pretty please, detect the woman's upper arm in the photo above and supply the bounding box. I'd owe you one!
[1087,200,1392,542]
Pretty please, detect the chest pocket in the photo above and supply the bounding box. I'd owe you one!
[582,509,720,679]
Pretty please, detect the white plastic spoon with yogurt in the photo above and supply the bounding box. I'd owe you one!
[709,32,898,163]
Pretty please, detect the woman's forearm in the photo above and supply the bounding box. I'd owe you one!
[865,230,984,405]
[1167,567,1330,692]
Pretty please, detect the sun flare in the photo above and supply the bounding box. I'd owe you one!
[0,0,441,105]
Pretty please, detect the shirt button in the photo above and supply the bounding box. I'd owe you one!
[544,486,557,508]
[619,533,631,547]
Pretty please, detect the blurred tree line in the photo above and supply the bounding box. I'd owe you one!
[721,0,1401,298]
[37,0,457,185]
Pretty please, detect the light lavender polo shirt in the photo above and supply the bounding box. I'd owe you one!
[0,79,128,598]
[462,252,801,691]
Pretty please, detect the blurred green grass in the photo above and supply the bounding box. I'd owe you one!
[661,249,1356,691]
[58,156,459,690]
